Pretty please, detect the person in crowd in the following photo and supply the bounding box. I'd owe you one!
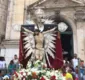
[80,60,85,80]
[3,75,10,80]
[74,66,79,80]
[13,55,18,64]
[13,54,19,70]
[63,57,69,66]
[0,57,6,69]
[74,65,83,80]
[83,73,85,80]
[62,66,67,79]
[62,64,74,80]
[67,62,75,80]
[65,67,73,80]
[0,70,3,80]
[71,54,78,69]
[80,60,85,68]
[0,57,7,76]
[8,60,16,75]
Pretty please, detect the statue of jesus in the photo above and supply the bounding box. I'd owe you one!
[22,26,56,67]
[34,29,44,60]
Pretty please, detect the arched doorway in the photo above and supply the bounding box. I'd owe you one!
[61,27,73,60]
[54,16,73,60]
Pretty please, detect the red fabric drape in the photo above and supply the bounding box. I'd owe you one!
[48,32,63,69]
[19,31,23,64]
[19,30,29,68]
[54,32,63,69]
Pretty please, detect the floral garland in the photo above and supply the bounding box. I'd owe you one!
[13,60,65,80]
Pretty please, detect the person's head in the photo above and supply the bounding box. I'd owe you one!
[68,68,72,73]
[14,54,18,59]
[34,29,40,35]
[62,66,66,73]
[10,60,14,65]
[80,60,84,67]
[80,60,84,63]
[74,54,77,58]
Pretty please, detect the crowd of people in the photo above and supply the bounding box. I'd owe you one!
[0,54,85,80]
[62,54,85,80]
[0,54,19,80]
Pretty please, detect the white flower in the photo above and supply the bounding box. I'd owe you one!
[20,68,26,72]
[27,61,32,68]
[23,72,26,76]
[31,68,40,75]
[55,70,58,73]
[14,72,22,79]
[18,74,23,80]
[31,68,38,72]
[41,62,44,65]
[13,60,65,79]
[43,76,49,80]
[50,71,56,76]
[27,71,31,75]
[46,71,51,76]
[41,70,46,74]
[63,77,66,80]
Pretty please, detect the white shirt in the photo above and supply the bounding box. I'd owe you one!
[0,61,6,69]
[72,58,78,69]
[13,59,18,64]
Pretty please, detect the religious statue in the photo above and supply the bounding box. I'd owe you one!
[22,26,57,67]
[19,8,64,69]
[34,29,44,60]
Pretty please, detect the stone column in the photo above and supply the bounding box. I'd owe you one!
[5,0,15,40]
[75,10,85,61]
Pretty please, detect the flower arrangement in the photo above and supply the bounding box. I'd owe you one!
[13,60,65,80]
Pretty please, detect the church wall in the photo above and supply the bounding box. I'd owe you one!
[0,0,9,42]
[77,22,85,61]
[5,0,24,40]
[5,0,38,40]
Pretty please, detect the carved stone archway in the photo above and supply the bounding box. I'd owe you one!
[60,15,78,55]
[53,14,77,59]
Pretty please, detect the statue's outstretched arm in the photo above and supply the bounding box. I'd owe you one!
[43,27,57,34]
[22,27,34,34]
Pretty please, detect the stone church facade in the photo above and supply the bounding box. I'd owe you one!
[0,0,9,44]
[0,0,85,65]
